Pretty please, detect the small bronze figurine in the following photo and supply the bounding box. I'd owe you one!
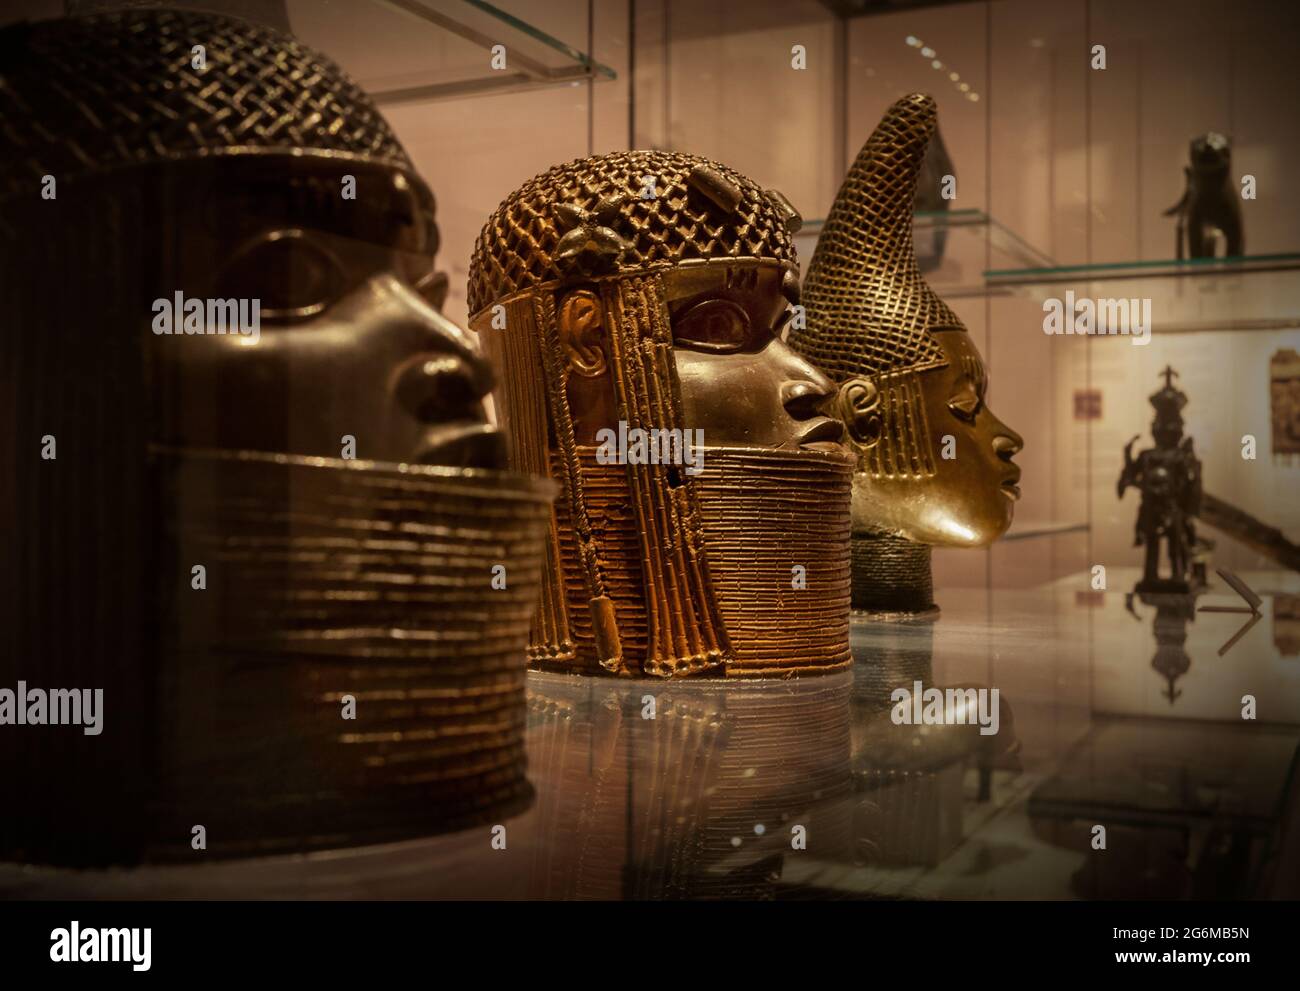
[1118,367,1204,593]
[1163,132,1243,260]
[788,93,1023,616]
[0,9,552,865]
[469,151,855,678]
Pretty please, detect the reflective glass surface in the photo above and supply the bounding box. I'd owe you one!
[8,573,1296,899]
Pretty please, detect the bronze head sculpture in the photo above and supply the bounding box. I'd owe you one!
[469,151,854,678]
[789,93,1023,615]
[0,9,552,865]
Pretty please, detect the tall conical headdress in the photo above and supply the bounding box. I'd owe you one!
[790,92,960,382]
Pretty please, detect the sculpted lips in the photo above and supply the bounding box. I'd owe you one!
[420,421,503,468]
[795,415,846,450]
[1000,466,1022,501]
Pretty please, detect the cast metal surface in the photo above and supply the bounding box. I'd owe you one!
[146,449,553,859]
[1117,367,1204,594]
[470,150,855,678]
[0,9,550,865]
[0,8,497,469]
[788,93,1022,614]
[850,531,937,617]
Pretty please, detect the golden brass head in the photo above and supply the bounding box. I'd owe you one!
[470,150,854,678]
[789,93,1023,549]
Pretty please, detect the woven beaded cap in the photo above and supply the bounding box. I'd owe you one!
[0,8,419,204]
[467,149,797,317]
[788,93,959,381]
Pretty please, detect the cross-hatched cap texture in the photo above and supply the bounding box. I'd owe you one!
[789,93,957,380]
[468,150,796,317]
[0,8,419,204]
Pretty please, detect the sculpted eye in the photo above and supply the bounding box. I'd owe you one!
[947,380,981,421]
[673,298,751,353]
[216,230,345,320]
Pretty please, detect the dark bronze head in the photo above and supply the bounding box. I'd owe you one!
[0,8,498,469]
[0,9,549,866]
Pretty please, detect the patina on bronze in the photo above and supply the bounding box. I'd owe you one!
[0,9,551,866]
[789,93,1023,617]
[469,151,854,678]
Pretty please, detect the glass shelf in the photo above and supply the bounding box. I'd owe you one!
[289,0,617,104]
[794,207,1299,331]
[1001,520,1089,542]
[796,209,1057,299]
[982,253,1300,334]
[987,252,1300,286]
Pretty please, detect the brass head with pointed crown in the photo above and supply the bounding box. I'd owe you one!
[789,93,1023,549]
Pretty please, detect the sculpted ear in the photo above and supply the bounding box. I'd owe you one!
[839,377,882,447]
[556,288,607,377]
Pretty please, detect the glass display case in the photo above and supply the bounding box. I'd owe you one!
[2,0,1298,916]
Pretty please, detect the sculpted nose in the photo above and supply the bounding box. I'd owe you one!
[993,430,1023,462]
[392,311,504,468]
[781,377,834,421]
[776,337,837,415]
[394,353,492,421]
[392,299,496,420]
[422,303,495,395]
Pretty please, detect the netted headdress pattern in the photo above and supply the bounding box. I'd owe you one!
[471,150,836,679]
[789,93,959,381]
[468,150,798,316]
[0,8,419,204]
